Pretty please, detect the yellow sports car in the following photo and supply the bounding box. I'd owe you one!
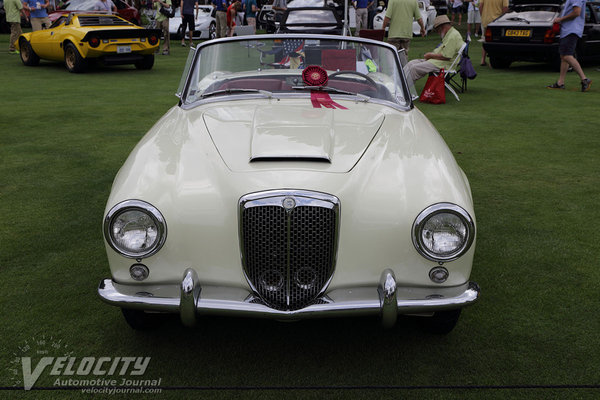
[16,12,161,73]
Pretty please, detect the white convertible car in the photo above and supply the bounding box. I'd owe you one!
[98,34,480,334]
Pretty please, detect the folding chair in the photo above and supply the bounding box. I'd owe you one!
[433,41,468,102]
[450,41,472,93]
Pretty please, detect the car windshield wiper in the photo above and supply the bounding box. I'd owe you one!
[199,88,273,99]
[292,85,371,102]
[506,16,530,24]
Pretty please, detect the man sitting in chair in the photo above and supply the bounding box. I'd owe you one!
[404,15,464,84]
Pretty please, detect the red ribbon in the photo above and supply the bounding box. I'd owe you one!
[310,91,348,110]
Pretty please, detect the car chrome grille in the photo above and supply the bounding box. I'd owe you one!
[240,191,339,311]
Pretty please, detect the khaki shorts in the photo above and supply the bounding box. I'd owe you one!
[387,37,411,53]
[31,17,51,31]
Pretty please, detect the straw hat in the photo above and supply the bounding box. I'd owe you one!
[433,15,451,30]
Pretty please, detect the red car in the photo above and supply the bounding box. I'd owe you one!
[50,0,140,25]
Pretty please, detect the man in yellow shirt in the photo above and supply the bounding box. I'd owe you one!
[479,0,508,65]
[382,0,425,53]
[404,15,465,83]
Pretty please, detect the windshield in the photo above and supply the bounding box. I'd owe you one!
[182,36,411,108]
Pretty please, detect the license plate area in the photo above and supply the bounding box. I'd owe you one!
[117,45,132,54]
[504,29,531,37]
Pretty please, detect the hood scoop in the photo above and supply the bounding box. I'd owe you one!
[202,101,385,173]
[249,110,335,163]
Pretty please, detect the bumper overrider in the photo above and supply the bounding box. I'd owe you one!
[98,269,480,327]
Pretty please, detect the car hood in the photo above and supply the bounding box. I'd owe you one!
[201,101,385,173]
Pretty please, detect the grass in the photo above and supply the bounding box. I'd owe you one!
[1,26,599,399]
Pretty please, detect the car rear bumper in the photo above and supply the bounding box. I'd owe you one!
[483,41,559,61]
[98,268,480,327]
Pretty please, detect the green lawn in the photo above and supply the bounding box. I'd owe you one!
[1,27,599,399]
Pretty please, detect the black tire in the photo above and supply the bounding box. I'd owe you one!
[135,54,154,70]
[19,37,40,66]
[418,309,462,335]
[64,42,87,73]
[121,308,161,330]
[489,55,512,69]
[209,22,216,40]
[174,23,183,40]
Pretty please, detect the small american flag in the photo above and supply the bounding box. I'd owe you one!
[283,39,304,57]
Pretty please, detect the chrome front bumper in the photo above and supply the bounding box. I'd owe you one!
[98,268,480,328]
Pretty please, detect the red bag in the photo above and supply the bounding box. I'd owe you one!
[419,69,446,104]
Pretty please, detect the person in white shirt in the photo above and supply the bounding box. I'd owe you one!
[465,0,481,38]
[94,0,117,12]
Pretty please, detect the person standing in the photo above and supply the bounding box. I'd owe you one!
[272,0,287,25]
[5,0,24,54]
[245,0,258,33]
[23,0,51,31]
[212,0,228,38]
[367,0,377,29]
[465,0,481,39]
[546,0,591,91]
[180,0,198,46]
[479,0,508,65]
[382,0,425,53]
[451,0,463,26]
[354,0,373,34]
[153,0,171,55]
[226,0,240,36]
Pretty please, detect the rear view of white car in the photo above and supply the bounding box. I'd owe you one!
[169,5,216,40]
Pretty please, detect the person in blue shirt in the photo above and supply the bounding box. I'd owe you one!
[546,0,591,92]
[245,0,258,33]
[212,0,228,38]
[180,0,199,46]
[353,0,373,33]
[23,0,51,31]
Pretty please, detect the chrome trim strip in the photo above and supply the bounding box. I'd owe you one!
[103,199,167,259]
[98,276,480,324]
[412,202,475,262]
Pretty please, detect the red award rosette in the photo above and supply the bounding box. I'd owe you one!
[302,65,328,87]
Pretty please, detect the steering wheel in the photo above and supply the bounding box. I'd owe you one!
[328,70,378,86]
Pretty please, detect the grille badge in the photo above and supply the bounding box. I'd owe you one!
[282,197,296,211]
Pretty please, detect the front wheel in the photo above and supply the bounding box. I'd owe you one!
[209,22,216,40]
[134,54,154,70]
[418,309,462,335]
[121,308,161,330]
[64,42,87,73]
[19,38,40,66]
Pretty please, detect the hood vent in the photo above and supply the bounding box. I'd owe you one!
[250,156,331,163]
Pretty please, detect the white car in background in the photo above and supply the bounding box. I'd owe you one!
[373,1,437,36]
[169,5,216,40]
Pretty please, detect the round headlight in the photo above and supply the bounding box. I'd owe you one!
[412,203,474,262]
[104,200,167,259]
